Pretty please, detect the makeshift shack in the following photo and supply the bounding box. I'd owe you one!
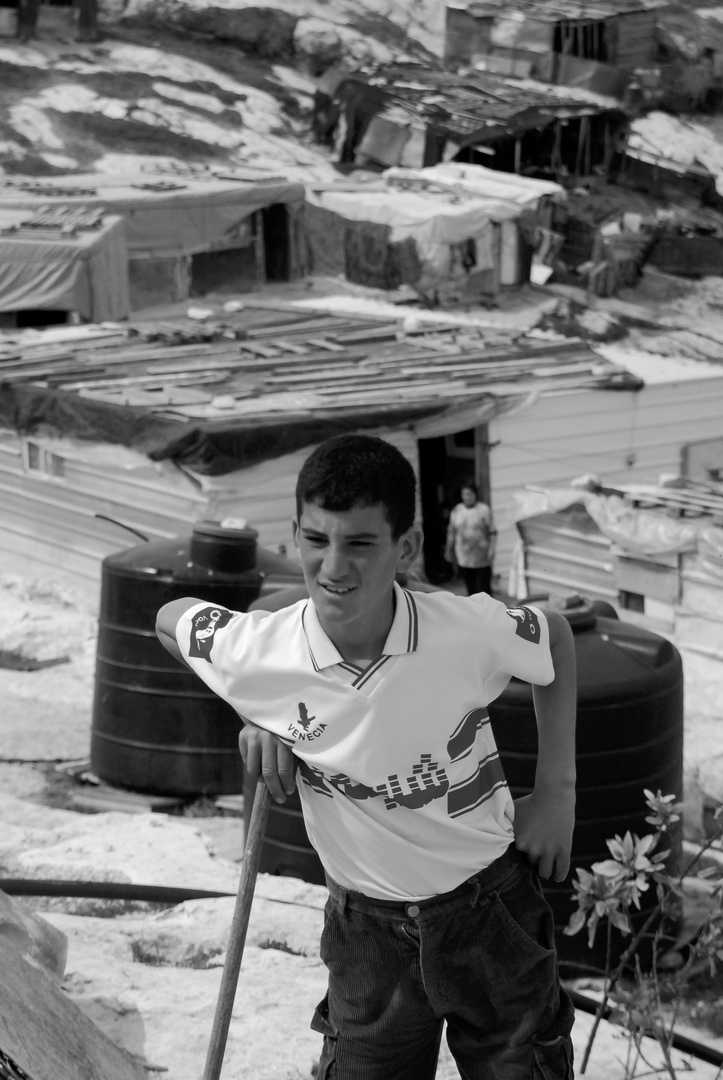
[0,303,644,598]
[304,163,565,304]
[444,0,665,94]
[0,206,130,326]
[0,171,306,312]
[510,476,723,718]
[314,64,629,184]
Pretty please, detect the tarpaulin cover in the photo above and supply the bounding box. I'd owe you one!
[0,213,130,320]
[0,174,306,258]
[385,163,565,208]
[0,378,480,475]
[512,486,701,557]
[0,375,524,476]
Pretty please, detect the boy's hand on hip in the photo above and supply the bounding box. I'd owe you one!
[239,720,296,804]
[513,788,575,882]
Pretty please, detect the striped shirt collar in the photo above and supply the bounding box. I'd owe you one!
[302,581,419,671]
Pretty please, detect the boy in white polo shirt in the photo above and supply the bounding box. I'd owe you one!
[156,433,577,1080]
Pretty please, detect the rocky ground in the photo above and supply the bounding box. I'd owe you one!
[2,569,723,1079]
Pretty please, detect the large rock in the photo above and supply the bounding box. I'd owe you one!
[184,5,298,57]
[44,893,329,1079]
[0,938,147,1080]
[0,888,68,978]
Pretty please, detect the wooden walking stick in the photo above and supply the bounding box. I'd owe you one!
[202,777,272,1080]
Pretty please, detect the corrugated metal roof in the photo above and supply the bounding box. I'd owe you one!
[341,65,624,143]
[447,0,667,21]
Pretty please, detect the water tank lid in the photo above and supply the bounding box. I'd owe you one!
[544,593,597,633]
[192,521,259,542]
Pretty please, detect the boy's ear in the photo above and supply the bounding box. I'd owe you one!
[292,519,300,547]
[397,525,423,572]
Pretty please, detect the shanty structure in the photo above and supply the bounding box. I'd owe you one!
[511,471,723,701]
[445,0,666,94]
[314,64,628,184]
[0,206,130,326]
[0,171,306,313]
[304,163,565,304]
[0,302,645,596]
[5,305,723,603]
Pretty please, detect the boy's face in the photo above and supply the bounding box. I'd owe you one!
[293,500,420,642]
[461,487,477,507]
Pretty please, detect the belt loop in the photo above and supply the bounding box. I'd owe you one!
[469,881,481,907]
[337,885,349,916]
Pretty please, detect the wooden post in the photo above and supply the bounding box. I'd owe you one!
[574,115,588,181]
[474,424,492,506]
[17,0,41,42]
[253,210,266,290]
[76,0,100,42]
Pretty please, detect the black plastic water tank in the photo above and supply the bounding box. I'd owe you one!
[489,594,683,972]
[90,522,266,797]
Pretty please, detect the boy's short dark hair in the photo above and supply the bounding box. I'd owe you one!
[296,434,416,538]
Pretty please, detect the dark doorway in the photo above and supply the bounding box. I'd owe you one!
[263,203,291,281]
[417,426,492,585]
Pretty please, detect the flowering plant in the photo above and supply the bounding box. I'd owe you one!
[564,789,723,1078]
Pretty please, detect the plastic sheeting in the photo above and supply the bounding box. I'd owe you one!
[0,214,130,320]
[512,485,703,557]
[0,374,526,476]
[0,174,306,258]
[388,163,565,209]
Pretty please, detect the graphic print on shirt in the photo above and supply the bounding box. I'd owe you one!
[506,605,540,643]
[447,707,490,763]
[297,702,316,729]
[188,606,233,662]
[288,701,328,743]
[299,755,450,808]
[297,708,504,819]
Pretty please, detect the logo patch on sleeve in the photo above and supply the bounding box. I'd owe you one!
[505,606,540,643]
[189,606,233,662]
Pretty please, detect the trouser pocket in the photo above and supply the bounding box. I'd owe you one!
[311,993,338,1079]
[532,998,575,1080]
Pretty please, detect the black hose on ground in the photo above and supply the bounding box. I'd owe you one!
[0,877,324,910]
[0,879,234,903]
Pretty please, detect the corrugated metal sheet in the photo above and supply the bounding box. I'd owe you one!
[488,376,723,573]
[0,429,206,595]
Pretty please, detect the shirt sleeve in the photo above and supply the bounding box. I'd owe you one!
[479,597,555,689]
[174,600,246,705]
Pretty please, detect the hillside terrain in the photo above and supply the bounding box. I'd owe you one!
[0,0,440,179]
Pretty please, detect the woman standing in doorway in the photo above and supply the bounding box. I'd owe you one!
[445,482,496,596]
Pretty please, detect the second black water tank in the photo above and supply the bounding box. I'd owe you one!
[489,595,683,971]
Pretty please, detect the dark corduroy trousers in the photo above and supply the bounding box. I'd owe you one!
[312,845,574,1080]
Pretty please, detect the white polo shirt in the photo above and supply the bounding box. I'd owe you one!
[175,586,554,901]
